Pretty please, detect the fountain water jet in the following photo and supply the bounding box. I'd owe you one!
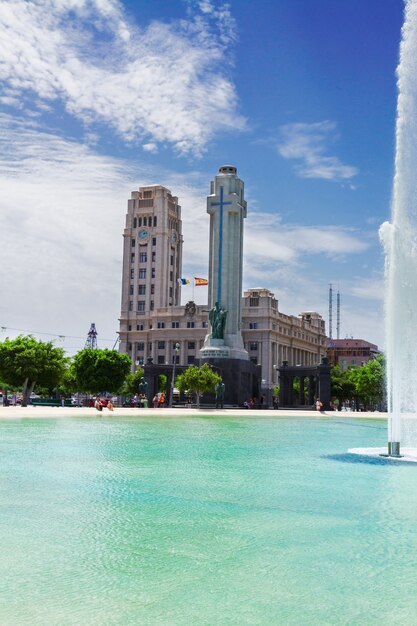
[380,0,417,457]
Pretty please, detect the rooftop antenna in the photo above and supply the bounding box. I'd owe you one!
[328,284,333,340]
[85,323,98,349]
[336,289,341,340]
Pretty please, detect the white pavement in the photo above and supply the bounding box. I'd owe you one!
[0,406,387,419]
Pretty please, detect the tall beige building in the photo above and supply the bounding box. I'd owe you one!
[119,184,327,399]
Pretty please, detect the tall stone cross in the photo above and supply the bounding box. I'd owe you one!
[201,165,249,361]
[209,185,232,304]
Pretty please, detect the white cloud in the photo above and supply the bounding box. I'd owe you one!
[0,112,379,352]
[0,0,245,156]
[142,143,158,154]
[243,211,368,265]
[0,113,214,349]
[278,121,358,181]
[347,277,385,301]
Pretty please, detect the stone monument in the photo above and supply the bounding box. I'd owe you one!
[199,166,260,405]
[200,165,249,361]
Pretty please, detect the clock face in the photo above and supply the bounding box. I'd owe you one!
[171,231,178,244]
[138,229,148,241]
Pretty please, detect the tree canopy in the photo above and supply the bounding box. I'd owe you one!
[331,355,385,411]
[176,363,221,407]
[0,335,66,405]
[72,348,132,394]
[120,368,144,396]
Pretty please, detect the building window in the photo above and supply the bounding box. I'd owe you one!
[138,217,142,227]
[150,301,154,310]
[158,341,165,349]
[151,284,155,294]
[144,190,152,199]
[129,301,133,311]
[250,357,258,365]
[129,285,134,295]
[170,271,173,281]
[137,301,145,312]
[158,355,165,364]
[249,342,258,351]
[136,324,143,331]
[148,342,152,350]
[249,322,258,329]
[138,285,146,295]
[139,252,147,263]
[151,268,155,278]
[202,321,208,328]
[128,325,132,331]
[139,268,146,279]
[187,355,195,364]
[173,355,180,364]
[143,217,147,226]
[152,251,156,262]
[131,238,135,247]
[131,253,135,263]
[152,237,156,246]
[133,217,137,228]
[157,322,165,329]
[249,297,259,307]
[187,321,195,328]
[153,216,157,227]
[169,287,173,297]
[137,342,144,351]
[128,343,132,351]
[172,321,179,328]
[188,342,195,350]
[170,255,174,266]
[130,269,134,279]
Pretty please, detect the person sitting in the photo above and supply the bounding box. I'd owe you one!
[94,397,103,412]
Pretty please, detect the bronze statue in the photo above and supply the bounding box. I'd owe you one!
[138,377,148,395]
[215,381,225,409]
[208,301,228,339]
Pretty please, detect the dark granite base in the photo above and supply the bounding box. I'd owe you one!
[198,357,261,406]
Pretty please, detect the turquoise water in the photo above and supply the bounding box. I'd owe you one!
[1,415,417,625]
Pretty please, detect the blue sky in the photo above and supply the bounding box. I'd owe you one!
[0,0,406,352]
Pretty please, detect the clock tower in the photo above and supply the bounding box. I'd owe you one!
[119,185,183,350]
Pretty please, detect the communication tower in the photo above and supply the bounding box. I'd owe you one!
[328,284,333,339]
[336,290,341,340]
[85,323,98,349]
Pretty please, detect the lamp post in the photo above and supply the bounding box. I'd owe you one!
[169,342,180,408]
[273,364,279,408]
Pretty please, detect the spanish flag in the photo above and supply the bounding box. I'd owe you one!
[194,277,208,286]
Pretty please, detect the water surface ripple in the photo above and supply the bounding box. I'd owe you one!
[1,415,417,625]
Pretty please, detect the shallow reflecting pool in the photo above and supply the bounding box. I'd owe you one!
[1,415,417,625]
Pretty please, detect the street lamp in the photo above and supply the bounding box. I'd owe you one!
[169,342,180,407]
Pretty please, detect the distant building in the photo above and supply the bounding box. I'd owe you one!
[118,184,327,397]
[327,339,380,369]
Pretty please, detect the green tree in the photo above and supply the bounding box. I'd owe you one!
[121,368,144,396]
[176,363,221,408]
[0,335,66,406]
[331,364,355,409]
[350,355,385,411]
[72,349,132,394]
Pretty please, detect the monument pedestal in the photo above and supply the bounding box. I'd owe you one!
[200,338,230,360]
[198,357,261,407]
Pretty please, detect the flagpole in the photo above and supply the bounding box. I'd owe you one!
[192,278,195,302]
